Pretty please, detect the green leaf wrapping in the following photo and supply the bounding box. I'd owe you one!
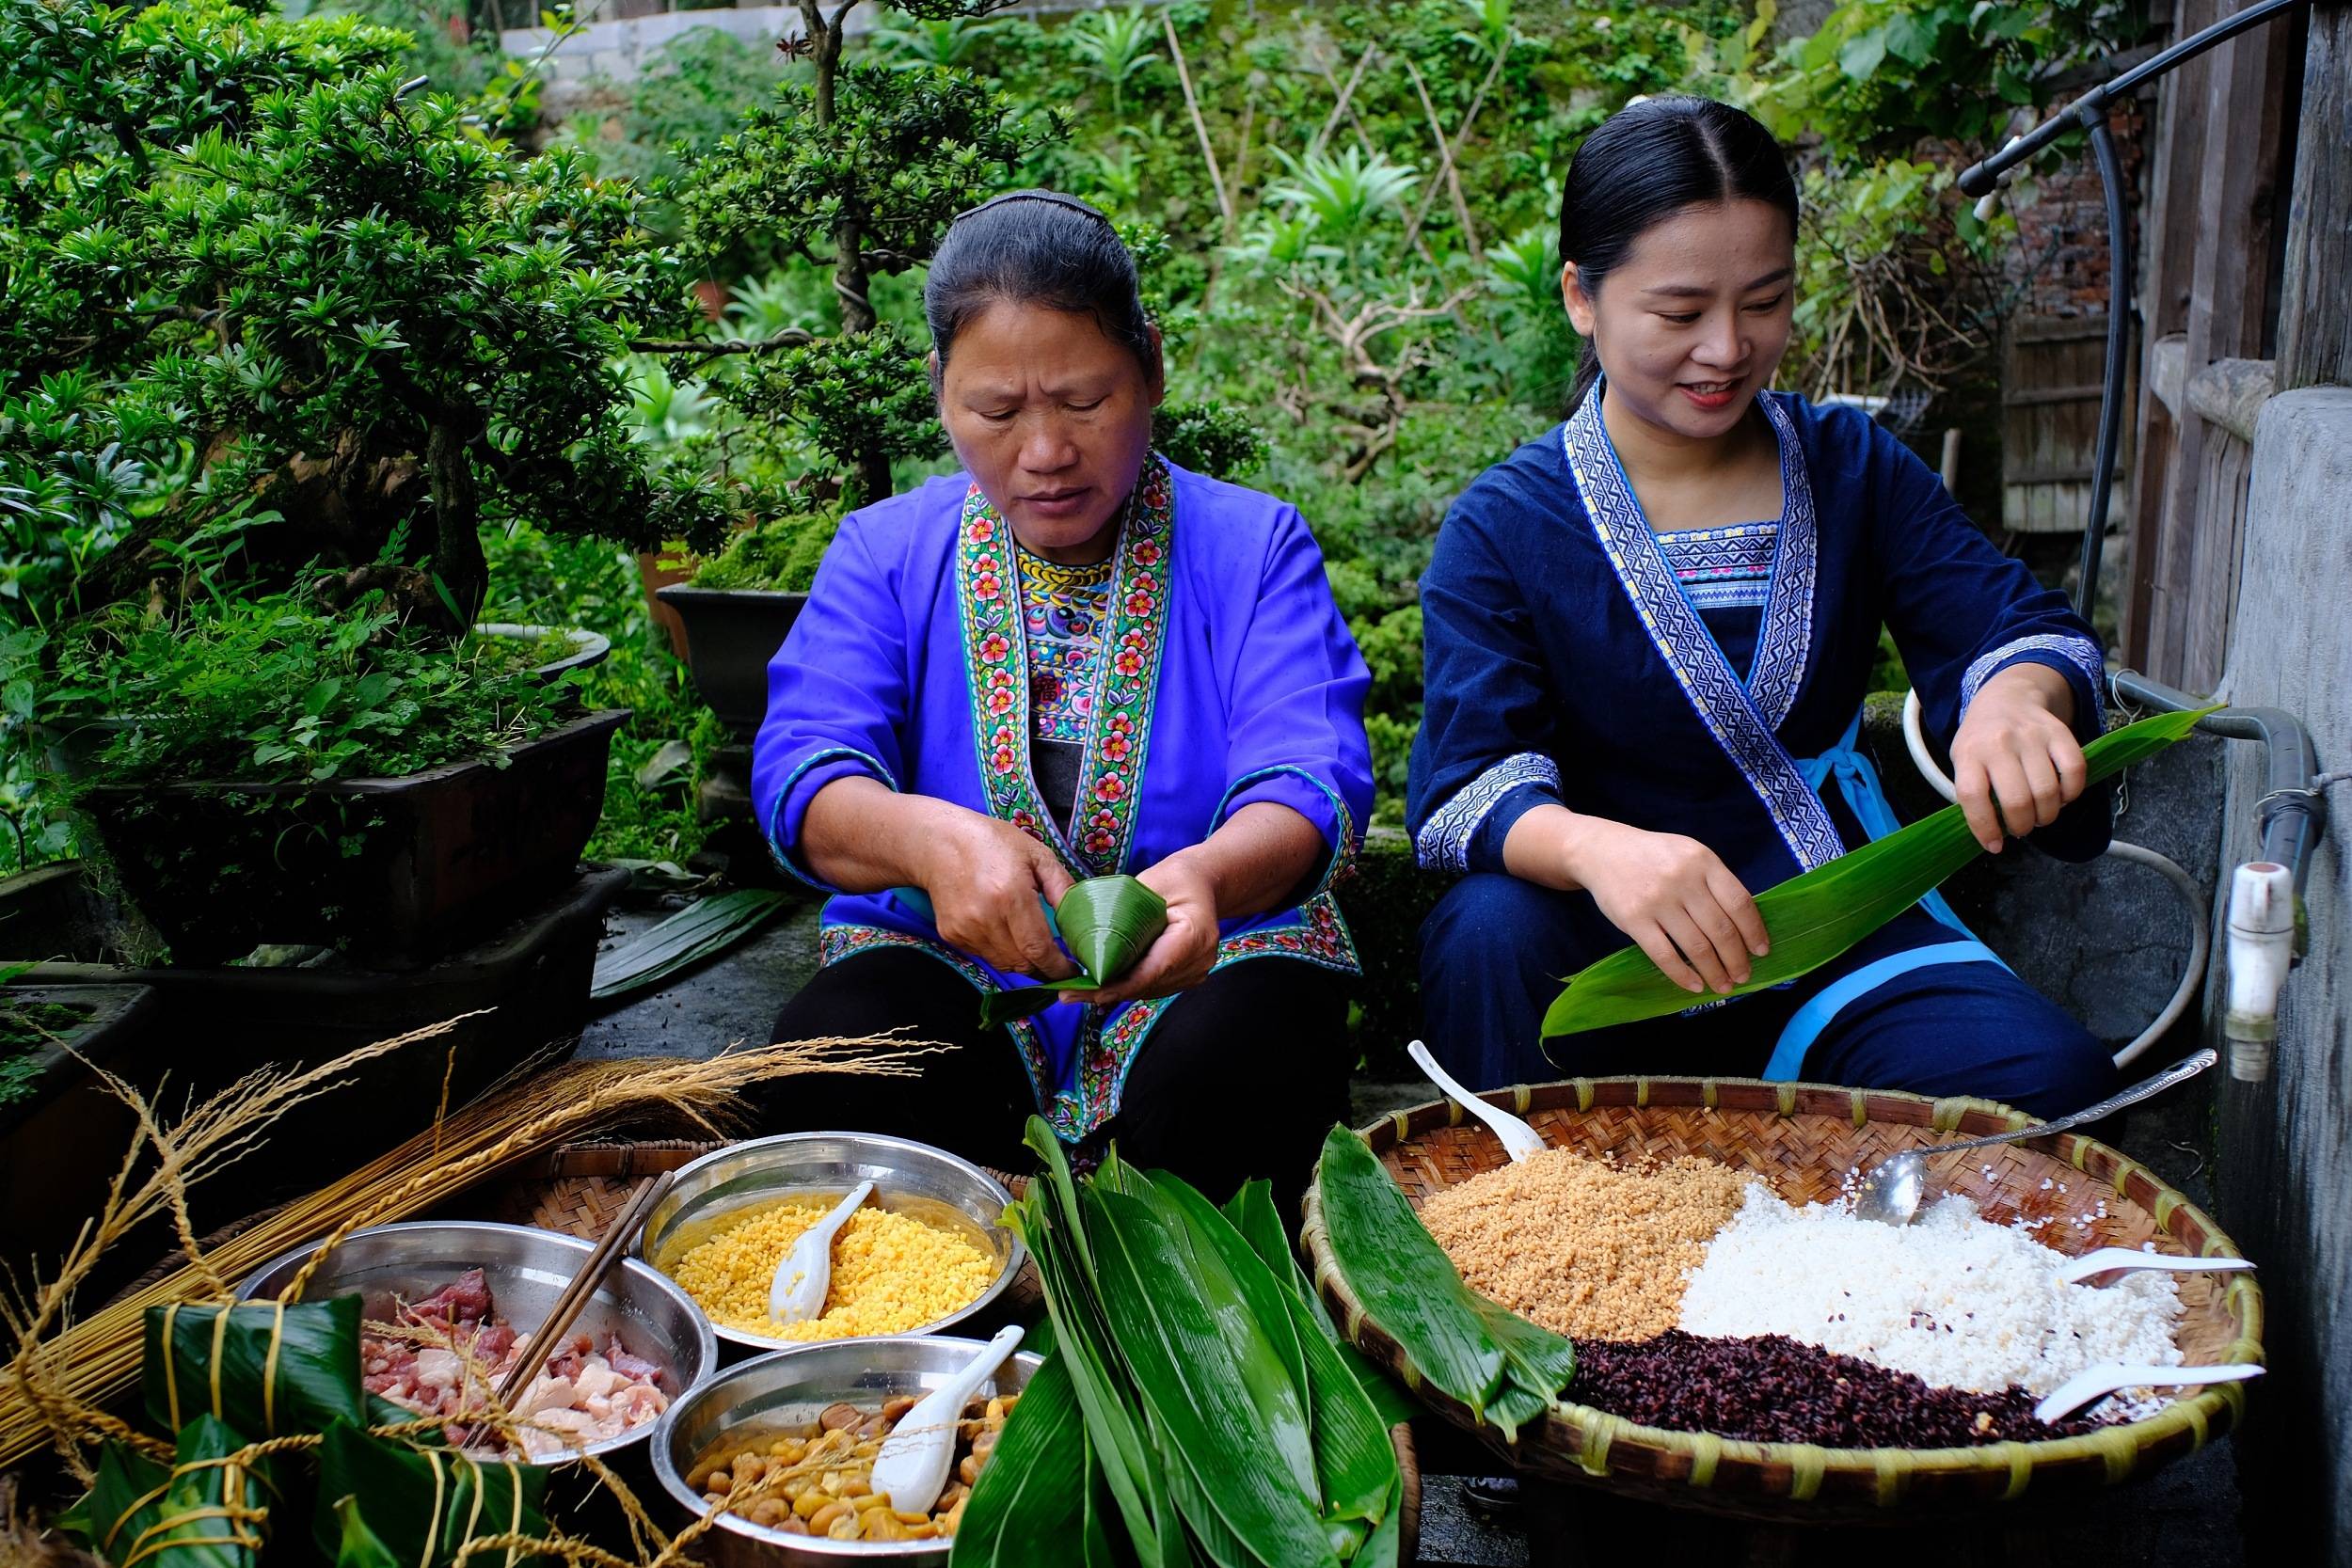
[142,1297,364,1442]
[329,1497,402,1568]
[1224,1181,1420,1432]
[1543,705,2214,1039]
[949,1353,1118,1568]
[310,1421,548,1568]
[978,877,1169,1029]
[1082,1185,1340,1568]
[79,1414,271,1568]
[1313,1127,1576,1441]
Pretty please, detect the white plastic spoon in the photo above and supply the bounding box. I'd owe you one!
[767,1179,874,1325]
[2057,1248,2256,1290]
[1406,1039,1546,1164]
[2032,1362,2262,1423]
[868,1324,1026,1515]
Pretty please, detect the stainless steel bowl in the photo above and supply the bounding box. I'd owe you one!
[650,1335,1044,1565]
[238,1219,718,1463]
[639,1132,1023,1354]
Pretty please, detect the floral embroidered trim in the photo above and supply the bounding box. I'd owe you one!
[1960,634,2108,727]
[814,923,1051,1107]
[1415,751,1562,873]
[1055,894,1361,1142]
[956,456,1174,879]
[764,746,900,892]
[1562,389,1844,872]
[1214,765,1362,899]
[1018,549,1114,745]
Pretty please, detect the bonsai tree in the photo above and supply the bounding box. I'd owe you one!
[673,0,1057,508]
[0,0,736,629]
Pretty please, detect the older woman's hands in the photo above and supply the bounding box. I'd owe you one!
[1081,853,1222,1007]
[921,808,1081,980]
[1948,662,2087,854]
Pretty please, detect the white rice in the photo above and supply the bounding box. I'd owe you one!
[1677,1183,2185,1400]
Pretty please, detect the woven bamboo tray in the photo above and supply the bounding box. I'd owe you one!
[439,1141,1422,1559]
[1301,1076,2265,1525]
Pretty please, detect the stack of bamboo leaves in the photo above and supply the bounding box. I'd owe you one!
[950,1120,1418,1568]
[1312,1128,1577,1438]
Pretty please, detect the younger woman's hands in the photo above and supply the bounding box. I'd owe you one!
[1947,663,2088,854]
[1552,816,1770,995]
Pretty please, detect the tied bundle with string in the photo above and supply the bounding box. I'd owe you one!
[0,1015,933,1566]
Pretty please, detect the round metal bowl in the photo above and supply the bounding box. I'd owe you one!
[639,1132,1024,1355]
[650,1335,1044,1564]
[238,1219,718,1463]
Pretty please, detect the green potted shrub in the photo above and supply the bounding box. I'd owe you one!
[0,0,736,951]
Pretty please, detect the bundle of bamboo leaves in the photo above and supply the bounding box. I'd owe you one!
[1545,705,2214,1038]
[950,1120,1417,1568]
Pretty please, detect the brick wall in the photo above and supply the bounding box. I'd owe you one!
[2000,99,2150,321]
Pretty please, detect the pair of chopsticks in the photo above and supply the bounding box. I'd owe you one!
[457,1170,676,1449]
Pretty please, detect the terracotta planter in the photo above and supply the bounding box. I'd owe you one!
[637,551,694,661]
[76,709,628,965]
[652,585,808,740]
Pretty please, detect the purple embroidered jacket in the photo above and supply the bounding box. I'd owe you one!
[752,455,1374,1142]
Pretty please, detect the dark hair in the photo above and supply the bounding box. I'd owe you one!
[924,190,1157,380]
[1558,95,1797,413]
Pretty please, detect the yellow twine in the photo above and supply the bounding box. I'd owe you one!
[207,1308,231,1418]
[159,1305,183,1433]
[262,1301,287,1435]
[423,1447,448,1568]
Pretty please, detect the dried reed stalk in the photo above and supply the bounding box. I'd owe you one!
[0,1031,930,1470]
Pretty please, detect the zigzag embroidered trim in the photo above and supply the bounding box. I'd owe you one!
[1414,751,1561,873]
[1960,634,2109,727]
[1745,393,1820,732]
[1561,395,1845,872]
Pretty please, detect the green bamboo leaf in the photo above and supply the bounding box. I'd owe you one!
[1313,1128,1504,1416]
[1543,705,2214,1038]
[1082,1185,1342,1568]
[977,877,1169,1028]
[590,889,788,1003]
[309,1420,547,1568]
[1121,1164,1317,1506]
[950,1353,1117,1568]
[1057,875,1168,982]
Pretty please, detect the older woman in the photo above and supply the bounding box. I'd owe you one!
[753,191,1373,1199]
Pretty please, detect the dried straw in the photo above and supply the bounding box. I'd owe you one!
[0,1028,930,1470]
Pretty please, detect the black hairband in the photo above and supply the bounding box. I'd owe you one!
[950,189,1114,228]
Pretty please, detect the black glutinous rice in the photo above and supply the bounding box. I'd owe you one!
[1569,1332,2105,1448]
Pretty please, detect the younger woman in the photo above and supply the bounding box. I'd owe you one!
[1408,97,2116,1117]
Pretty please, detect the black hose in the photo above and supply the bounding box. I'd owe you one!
[2109,670,2328,893]
[2079,119,2130,622]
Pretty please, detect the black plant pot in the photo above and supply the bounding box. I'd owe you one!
[0,982,158,1275]
[652,586,808,740]
[2,863,628,1300]
[75,709,628,966]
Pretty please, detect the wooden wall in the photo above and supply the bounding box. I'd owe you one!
[2001,316,2132,536]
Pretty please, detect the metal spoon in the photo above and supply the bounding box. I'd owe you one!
[1406,1040,1547,1163]
[768,1179,874,1324]
[2031,1361,2262,1423]
[1852,1049,2218,1227]
[868,1324,1026,1515]
[2056,1247,2255,1289]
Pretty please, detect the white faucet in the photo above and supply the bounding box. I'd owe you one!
[2222,862,2297,1082]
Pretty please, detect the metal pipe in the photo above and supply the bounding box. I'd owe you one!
[2110,670,2327,895]
[1957,0,2309,197]
[2077,119,2130,621]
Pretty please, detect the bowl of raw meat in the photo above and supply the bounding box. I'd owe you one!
[239,1219,718,1463]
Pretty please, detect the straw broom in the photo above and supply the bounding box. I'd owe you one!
[0,1028,930,1469]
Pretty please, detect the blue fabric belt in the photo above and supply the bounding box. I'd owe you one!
[1764,711,2008,1081]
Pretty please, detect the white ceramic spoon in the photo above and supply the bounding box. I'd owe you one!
[767,1179,874,1325]
[1406,1039,1546,1164]
[868,1324,1027,1515]
[2032,1362,2262,1423]
[2057,1247,2256,1289]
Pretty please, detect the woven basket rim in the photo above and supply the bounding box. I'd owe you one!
[1303,1071,2265,1495]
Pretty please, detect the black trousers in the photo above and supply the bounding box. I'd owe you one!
[763,947,1353,1212]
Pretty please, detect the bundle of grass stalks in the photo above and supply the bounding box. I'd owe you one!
[0,1023,929,1470]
